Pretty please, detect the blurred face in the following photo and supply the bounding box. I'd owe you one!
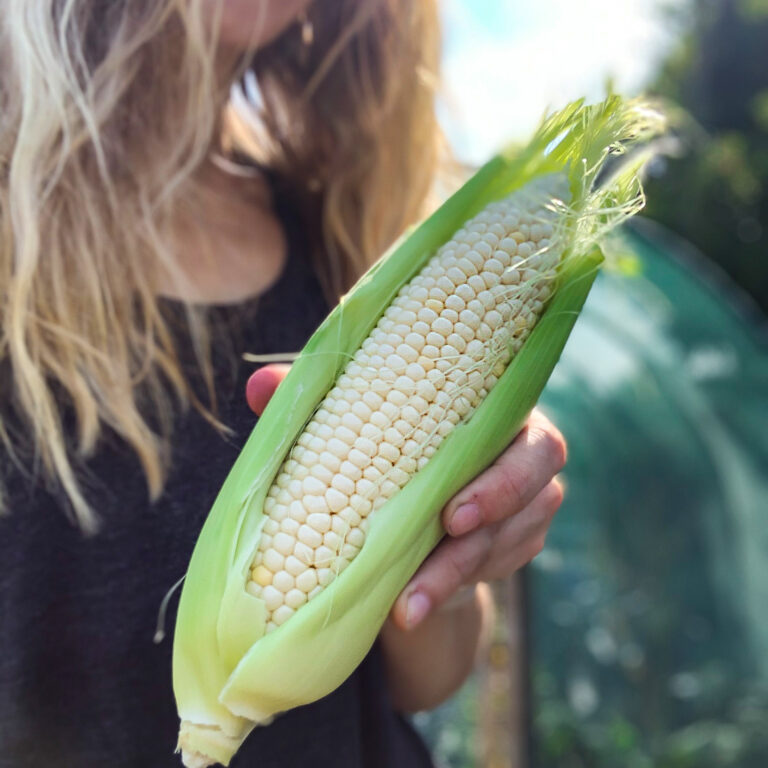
[203,0,314,51]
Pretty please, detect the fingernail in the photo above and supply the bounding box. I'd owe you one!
[449,503,480,536]
[406,591,431,629]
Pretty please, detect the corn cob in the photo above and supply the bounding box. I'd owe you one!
[247,175,566,629]
[172,96,663,768]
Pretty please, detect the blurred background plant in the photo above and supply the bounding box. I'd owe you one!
[645,0,768,313]
[414,1,768,766]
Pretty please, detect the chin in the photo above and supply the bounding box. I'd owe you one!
[213,0,313,51]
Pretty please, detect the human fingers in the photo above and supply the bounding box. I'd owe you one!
[245,364,291,415]
[441,409,567,537]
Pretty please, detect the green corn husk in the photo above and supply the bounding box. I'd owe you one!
[172,95,663,767]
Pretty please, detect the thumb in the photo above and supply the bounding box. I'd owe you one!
[245,364,291,416]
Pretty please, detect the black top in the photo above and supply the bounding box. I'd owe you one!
[0,186,434,768]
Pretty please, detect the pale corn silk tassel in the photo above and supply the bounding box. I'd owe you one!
[247,174,569,629]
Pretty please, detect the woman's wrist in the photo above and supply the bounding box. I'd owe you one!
[381,582,491,712]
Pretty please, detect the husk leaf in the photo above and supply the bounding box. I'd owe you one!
[172,95,663,765]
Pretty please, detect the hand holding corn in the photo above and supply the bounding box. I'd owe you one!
[247,366,565,632]
[172,96,664,768]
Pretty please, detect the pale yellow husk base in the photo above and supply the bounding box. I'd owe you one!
[177,720,254,768]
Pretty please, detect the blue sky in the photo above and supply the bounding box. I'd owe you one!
[440,0,688,163]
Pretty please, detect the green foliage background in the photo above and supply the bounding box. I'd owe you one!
[417,4,768,764]
[644,0,768,313]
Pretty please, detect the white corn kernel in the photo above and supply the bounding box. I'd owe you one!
[272,533,294,557]
[285,589,308,610]
[331,474,356,496]
[298,524,323,549]
[296,569,318,594]
[272,571,294,593]
[307,513,332,533]
[261,585,284,611]
[325,488,348,513]
[272,605,295,626]
[304,495,330,515]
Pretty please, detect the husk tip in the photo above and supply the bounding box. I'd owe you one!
[176,720,245,768]
[180,748,215,768]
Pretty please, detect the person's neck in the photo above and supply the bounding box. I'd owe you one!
[160,155,287,306]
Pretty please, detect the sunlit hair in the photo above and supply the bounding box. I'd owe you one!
[227,0,441,297]
[0,0,441,530]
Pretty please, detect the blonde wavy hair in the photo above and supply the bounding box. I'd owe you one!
[0,0,441,531]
